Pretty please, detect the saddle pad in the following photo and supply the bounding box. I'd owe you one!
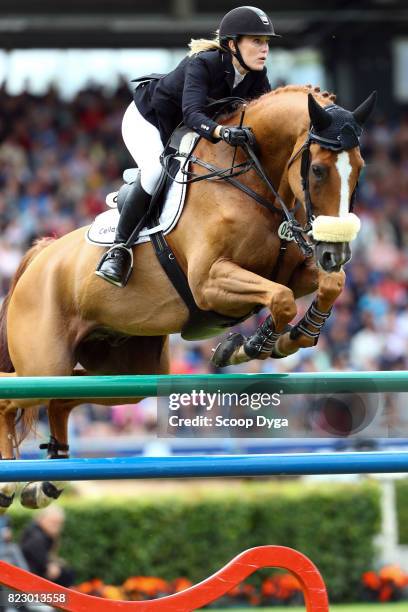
[86,166,188,247]
[86,130,198,247]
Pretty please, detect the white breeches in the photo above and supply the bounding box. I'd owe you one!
[121,102,164,195]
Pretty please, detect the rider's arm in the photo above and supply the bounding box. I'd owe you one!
[182,56,222,142]
[182,55,268,143]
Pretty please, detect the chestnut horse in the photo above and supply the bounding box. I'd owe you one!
[0,85,375,511]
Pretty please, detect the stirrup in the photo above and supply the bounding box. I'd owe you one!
[95,243,134,288]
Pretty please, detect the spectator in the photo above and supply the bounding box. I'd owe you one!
[0,83,407,438]
[0,516,28,570]
[20,506,75,587]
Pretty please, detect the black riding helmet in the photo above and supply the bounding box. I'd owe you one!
[219,6,281,72]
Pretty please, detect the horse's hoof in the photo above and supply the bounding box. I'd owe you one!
[0,483,17,513]
[20,481,64,509]
[211,333,245,367]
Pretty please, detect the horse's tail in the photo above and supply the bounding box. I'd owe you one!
[0,237,56,372]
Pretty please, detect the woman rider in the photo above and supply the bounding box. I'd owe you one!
[96,6,280,287]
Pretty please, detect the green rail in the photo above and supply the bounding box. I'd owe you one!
[0,371,406,399]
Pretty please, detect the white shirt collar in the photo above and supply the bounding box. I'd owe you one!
[233,65,246,88]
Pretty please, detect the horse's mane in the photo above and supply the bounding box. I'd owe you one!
[222,84,337,123]
[267,84,336,104]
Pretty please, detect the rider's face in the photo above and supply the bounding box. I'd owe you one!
[233,36,270,71]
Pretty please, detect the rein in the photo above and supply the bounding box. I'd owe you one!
[161,131,314,258]
[159,101,359,259]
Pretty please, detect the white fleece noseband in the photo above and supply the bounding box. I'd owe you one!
[311,151,361,242]
[312,213,361,242]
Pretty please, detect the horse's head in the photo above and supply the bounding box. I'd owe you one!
[289,91,377,272]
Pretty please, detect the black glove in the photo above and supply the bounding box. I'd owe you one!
[219,126,250,147]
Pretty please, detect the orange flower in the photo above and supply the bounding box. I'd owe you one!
[102,586,125,600]
[75,579,105,595]
[261,577,277,597]
[379,584,393,602]
[362,571,381,590]
[172,578,193,593]
[123,576,169,596]
[379,564,408,587]
[279,573,302,591]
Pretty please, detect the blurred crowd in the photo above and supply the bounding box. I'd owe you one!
[0,82,408,440]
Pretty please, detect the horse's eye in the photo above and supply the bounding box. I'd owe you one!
[311,164,326,180]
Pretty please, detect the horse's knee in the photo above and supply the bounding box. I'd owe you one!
[270,288,297,323]
[317,270,346,303]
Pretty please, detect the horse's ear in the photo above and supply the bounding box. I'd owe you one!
[352,91,377,126]
[308,93,332,132]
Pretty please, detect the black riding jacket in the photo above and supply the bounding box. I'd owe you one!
[133,49,271,145]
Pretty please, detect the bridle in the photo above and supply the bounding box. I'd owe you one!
[285,126,359,250]
[160,101,360,259]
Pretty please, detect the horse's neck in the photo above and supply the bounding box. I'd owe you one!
[192,93,309,212]
[248,95,309,178]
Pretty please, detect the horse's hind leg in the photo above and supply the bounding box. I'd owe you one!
[19,372,83,509]
[7,306,77,509]
[20,399,76,509]
[0,400,19,512]
[21,335,170,509]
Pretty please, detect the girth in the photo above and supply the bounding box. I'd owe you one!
[148,215,261,341]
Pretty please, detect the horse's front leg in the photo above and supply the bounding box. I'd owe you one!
[209,260,344,366]
[190,260,297,367]
[275,268,345,357]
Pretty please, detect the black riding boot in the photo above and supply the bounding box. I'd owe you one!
[95,174,151,287]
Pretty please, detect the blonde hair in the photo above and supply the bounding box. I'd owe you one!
[188,31,224,56]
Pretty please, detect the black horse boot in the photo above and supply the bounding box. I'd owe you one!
[95,174,151,287]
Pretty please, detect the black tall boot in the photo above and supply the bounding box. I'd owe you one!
[95,174,151,287]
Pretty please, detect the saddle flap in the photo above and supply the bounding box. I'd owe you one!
[170,127,199,152]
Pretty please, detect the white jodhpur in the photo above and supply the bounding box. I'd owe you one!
[121,102,164,195]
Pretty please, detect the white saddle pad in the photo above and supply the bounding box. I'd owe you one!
[86,131,198,246]
[86,168,187,246]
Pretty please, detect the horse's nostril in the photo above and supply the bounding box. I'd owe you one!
[321,252,336,270]
[320,251,342,272]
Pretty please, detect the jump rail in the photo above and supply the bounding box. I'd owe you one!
[2,371,405,610]
[0,451,407,481]
[0,370,407,398]
[0,546,329,611]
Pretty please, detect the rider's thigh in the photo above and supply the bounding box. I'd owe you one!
[121,102,163,194]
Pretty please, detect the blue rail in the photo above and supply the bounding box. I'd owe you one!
[1,452,407,481]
